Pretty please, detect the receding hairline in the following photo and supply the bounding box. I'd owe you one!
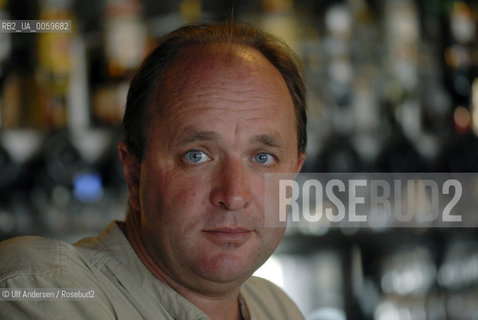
[158,42,272,83]
[149,42,289,115]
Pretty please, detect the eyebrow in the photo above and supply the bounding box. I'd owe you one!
[176,129,220,147]
[175,129,282,149]
[250,134,281,149]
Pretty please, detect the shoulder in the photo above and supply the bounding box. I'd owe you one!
[0,236,118,319]
[241,276,304,320]
[0,236,67,272]
[0,235,85,284]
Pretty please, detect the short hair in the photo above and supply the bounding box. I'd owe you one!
[123,22,307,161]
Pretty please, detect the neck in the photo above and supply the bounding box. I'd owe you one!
[125,211,244,320]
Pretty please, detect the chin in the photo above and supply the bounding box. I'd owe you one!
[195,252,259,283]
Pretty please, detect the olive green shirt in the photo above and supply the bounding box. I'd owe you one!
[0,221,304,320]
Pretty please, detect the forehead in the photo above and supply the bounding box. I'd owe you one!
[165,43,277,80]
[144,43,298,153]
[155,44,293,113]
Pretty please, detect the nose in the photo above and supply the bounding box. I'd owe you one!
[210,157,251,211]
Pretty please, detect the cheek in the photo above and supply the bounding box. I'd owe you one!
[141,167,210,220]
[264,224,286,244]
[166,174,210,206]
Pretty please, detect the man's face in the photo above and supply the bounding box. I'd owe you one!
[124,44,304,294]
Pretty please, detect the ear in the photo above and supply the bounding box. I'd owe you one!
[118,141,141,213]
[296,152,306,174]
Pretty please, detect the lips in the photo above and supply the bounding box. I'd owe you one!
[202,227,252,245]
[206,227,250,233]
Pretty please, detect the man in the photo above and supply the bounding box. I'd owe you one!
[0,22,307,320]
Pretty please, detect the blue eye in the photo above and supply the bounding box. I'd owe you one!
[184,150,210,164]
[254,153,275,165]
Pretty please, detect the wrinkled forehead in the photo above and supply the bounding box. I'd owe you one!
[161,44,277,93]
[154,44,285,105]
[144,42,298,151]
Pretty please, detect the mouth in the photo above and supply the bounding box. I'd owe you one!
[202,227,252,245]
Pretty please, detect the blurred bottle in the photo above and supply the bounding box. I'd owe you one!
[374,245,439,320]
[435,1,478,172]
[0,129,45,237]
[91,0,148,127]
[103,0,147,79]
[259,0,301,55]
[0,0,45,130]
[374,0,431,172]
[443,1,477,107]
[37,0,75,128]
[437,236,478,319]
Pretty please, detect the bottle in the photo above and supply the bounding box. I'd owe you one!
[36,0,75,128]
[91,0,147,127]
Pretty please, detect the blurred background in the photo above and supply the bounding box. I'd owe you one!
[1,0,478,319]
